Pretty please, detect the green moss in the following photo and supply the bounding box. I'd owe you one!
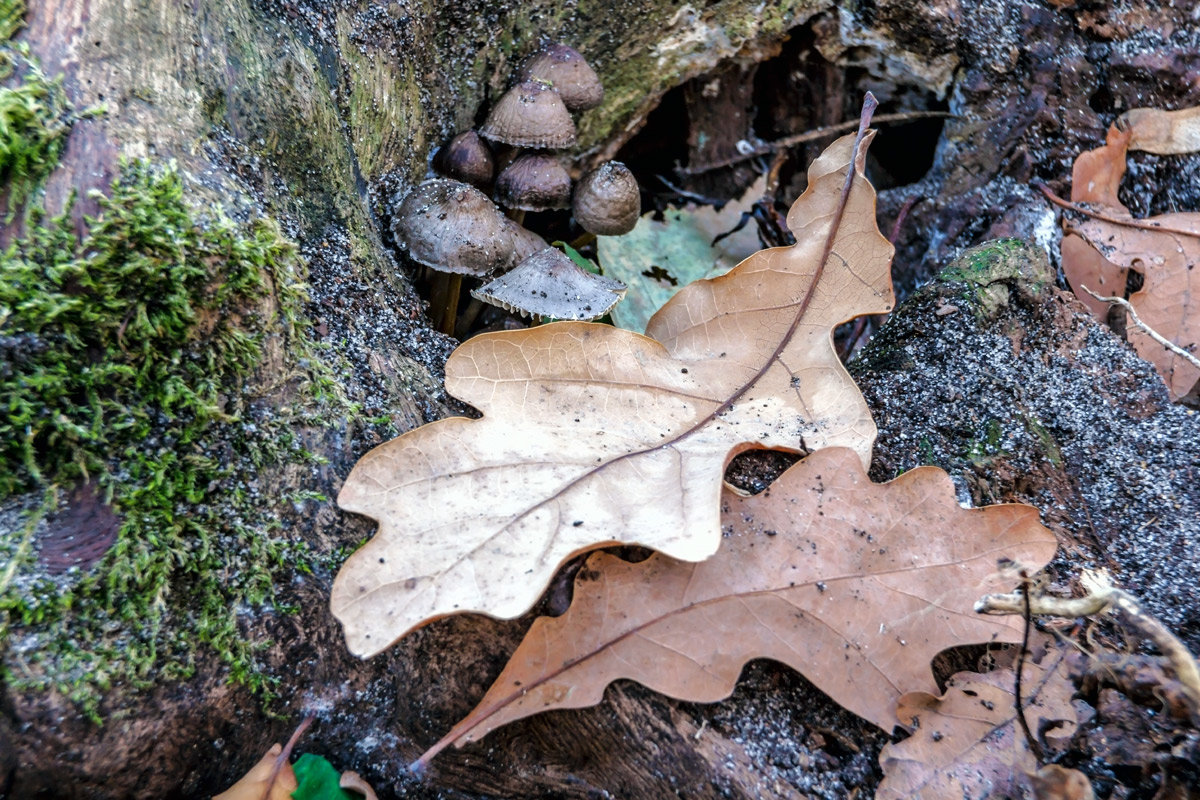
[937,239,1054,319]
[0,48,72,215]
[965,418,1007,467]
[918,436,937,466]
[0,160,325,721]
[1022,412,1064,468]
[0,0,24,42]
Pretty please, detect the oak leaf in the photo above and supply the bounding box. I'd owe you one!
[412,447,1058,768]
[876,646,1077,800]
[1061,111,1200,400]
[332,131,895,656]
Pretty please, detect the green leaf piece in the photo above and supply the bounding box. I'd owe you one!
[291,754,356,800]
[554,240,601,274]
[596,175,765,332]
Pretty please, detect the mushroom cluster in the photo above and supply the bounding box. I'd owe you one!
[393,41,642,334]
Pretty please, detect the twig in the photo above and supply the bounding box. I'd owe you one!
[977,570,1200,724]
[260,714,315,800]
[888,196,919,246]
[1013,570,1044,760]
[1034,182,1200,241]
[676,111,955,175]
[1079,285,1200,371]
[654,174,726,205]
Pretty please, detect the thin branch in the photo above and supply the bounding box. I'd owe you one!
[1034,182,1200,241]
[888,196,919,246]
[676,111,955,176]
[977,571,1200,724]
[655,173,727,205]
[260,714,315,800]
[1080,285,1200,371]
[1013,571,1044,761]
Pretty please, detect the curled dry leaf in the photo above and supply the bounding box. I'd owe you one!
[332,130,895,656]
[340,771,380,800]
[213,744,298,800]
[412,447,1057,768]
[1061,114,1200,400]
[1031,764,1095,800]
[877,646,1078,800]
[1119,105,1200,155]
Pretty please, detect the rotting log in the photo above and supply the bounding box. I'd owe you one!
[3,0,1200,798]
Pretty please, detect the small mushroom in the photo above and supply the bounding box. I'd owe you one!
[494,153,573,212]
[572,161,640,235]
[392,178,515,336]
[391,178,514,276]
[480,79,577,149]
[472,246,626,322]
[433,131,494,189]
[503,217,550,262]
[516,43,604,112]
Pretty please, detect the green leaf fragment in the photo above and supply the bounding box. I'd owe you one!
[292,754,357,800]
[554,240,601,274]
[596,175,766,332]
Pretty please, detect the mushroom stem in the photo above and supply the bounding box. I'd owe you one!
[568,231,596,250]
[454,298,486,339]
[430,272,463,336]
[506,208,527,226]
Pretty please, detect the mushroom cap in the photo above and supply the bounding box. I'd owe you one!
[572,161,641,235]
[503,217,550,262]
[479,80,577,149]
[494,153,573,212]
[472,247,626,321]
[516,43,604,112]
[391,178,515,276]
[433,130,494,189]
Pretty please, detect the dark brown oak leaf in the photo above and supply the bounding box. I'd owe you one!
[412,447,1058,768]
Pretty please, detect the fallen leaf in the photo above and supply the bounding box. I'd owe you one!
[214,744,298,800]
[333,131,895,656]
[1031,764,1095,800]
[597,174,767,332]
[411,447,1057,768]
[1060,118,1200,400]
[339,771,380,800]
[1120,106,1200,155]
[1060,125,1131,320]
[1059,233,1126,320]
[876,646,1077,800]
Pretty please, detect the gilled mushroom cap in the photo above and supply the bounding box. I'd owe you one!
[572,161,641,235]
[472,247,626,321]
[503,217,549,262]
[516,43,604,112]
[392,178,515,276]
[480,80,577,149]
[433,130,494,189]
[494,153,573,212]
